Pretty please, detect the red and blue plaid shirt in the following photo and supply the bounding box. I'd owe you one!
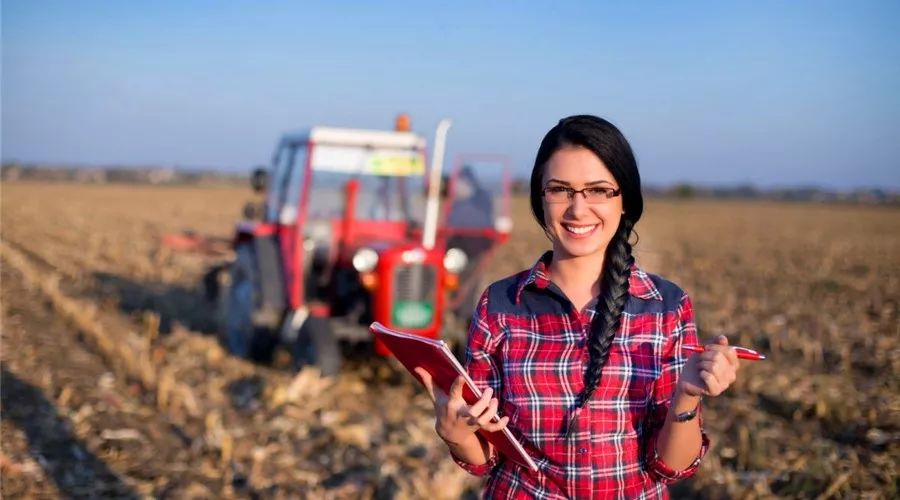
[453,252,709,499]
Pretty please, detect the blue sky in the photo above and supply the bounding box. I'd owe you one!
[3,1,899,189]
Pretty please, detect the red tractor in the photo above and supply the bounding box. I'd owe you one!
[212,117,511,375]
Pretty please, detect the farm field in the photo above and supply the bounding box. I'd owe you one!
[1,181,898,499]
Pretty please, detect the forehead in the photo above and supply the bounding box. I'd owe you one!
[543,146,615,184]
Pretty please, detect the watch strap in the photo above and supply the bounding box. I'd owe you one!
[672,398,701,423]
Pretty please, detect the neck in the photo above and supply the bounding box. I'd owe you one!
[549,250,606,298]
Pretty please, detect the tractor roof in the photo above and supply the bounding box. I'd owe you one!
[280,127,426,150]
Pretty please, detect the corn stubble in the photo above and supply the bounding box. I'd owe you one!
[1,183,897,499]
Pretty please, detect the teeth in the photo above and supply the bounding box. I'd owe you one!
[565,224,596,235]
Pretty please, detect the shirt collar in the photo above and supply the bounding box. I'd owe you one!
[515,251,662,303]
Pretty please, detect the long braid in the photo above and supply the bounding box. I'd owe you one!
[579,218,634,407]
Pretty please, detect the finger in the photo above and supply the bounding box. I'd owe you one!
[698,359,717,373]
[454,404,479,426]
[701,348,735,369]
[716,360,738,385]
[468,387,493,417]
[414,367,436,402]
[476,398,499,427]
[698,356,730,384]
[449,376,465,401]
[704,342,739,367]
[701,350,737,383]
[700,369,722,396]
[714,335,729,346]
[481,415,510,432]
[722,347,739,367]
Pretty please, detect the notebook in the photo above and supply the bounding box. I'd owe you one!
[369,321,538,471]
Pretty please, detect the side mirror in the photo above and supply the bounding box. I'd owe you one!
[250,166,268,193]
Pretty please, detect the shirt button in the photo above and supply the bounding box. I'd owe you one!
[579,447,588,454]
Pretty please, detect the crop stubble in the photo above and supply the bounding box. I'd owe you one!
[1,182,898,499]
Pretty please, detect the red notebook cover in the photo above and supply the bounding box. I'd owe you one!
[369,321,538,471]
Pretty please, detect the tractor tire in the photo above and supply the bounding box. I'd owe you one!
[457,275,485,322]
[292,316,342,376]
[447,277,484,364]
[217,243,277,362]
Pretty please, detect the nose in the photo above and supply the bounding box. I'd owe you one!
[565,191,592,218]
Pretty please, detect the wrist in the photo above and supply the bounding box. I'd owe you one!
[438,427,478,447]
[671,384,702,414]
[441,431,491,464]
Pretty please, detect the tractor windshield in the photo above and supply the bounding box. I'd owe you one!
[265,133,428,227]
[307,171,425,223]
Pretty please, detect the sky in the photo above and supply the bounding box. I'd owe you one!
[2,1,899,189]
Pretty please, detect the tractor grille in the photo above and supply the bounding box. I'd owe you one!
[392,264,437,303]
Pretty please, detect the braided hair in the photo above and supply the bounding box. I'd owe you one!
[529,115,643,410]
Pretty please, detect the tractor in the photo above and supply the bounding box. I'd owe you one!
[211,116,511,375]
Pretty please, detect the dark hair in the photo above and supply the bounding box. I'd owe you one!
[529,115,644,410]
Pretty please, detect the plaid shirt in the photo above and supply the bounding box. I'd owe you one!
[453,252,709,499]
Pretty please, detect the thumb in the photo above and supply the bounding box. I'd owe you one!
[714,335,729,346]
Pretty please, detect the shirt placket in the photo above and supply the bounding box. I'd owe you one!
[569,305,594,498]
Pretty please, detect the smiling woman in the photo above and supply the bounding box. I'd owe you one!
[417,115,742,498]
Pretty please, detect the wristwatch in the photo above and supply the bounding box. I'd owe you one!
[673,400,701,423]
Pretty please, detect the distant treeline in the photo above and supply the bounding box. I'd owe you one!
[1,164,246,186]
[3,163,897,205]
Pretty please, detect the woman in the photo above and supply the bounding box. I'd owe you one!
[416,115,740,498]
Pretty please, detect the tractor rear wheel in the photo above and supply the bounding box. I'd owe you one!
[292,316,342,376]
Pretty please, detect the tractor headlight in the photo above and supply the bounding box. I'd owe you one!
[443,248,468,273]
[352,248,379,272]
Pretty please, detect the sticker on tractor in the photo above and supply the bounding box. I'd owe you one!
[366,155,425,176]
[392,301,434,328]
[311,145,426,176]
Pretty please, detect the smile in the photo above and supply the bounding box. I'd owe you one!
[563,224,598,236]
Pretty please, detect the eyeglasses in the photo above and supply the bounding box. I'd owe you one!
[542,185,621,204]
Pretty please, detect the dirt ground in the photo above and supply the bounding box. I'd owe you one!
[1,182,898,499]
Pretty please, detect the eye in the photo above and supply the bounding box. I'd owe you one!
[545,186,569,194]
[584,187,610,197]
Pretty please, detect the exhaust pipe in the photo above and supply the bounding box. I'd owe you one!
[423,118,452,250]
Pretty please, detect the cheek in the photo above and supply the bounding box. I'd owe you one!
[594,204,622,227]
[542,201,558,226]
[608,209,623,229]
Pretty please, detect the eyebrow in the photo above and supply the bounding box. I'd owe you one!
[545,178,616,187]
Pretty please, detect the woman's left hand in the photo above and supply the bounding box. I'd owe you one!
[678,335,740,397]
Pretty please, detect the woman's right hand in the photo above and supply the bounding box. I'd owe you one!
[414,367,509,444]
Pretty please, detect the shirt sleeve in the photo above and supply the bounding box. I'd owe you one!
[643,292,710,483]
[451,288,505,476]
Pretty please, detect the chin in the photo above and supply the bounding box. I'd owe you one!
[554,238,609,260]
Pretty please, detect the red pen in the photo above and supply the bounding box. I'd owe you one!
[682,344,766,361]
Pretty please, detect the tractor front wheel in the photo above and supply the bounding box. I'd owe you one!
[218,243,277,362]
[292,316,342,376]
